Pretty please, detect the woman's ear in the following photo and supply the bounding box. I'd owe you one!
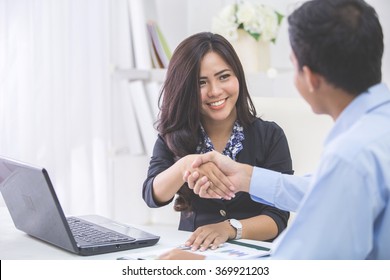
[302,66,320,93]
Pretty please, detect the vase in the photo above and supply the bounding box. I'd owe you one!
[230,29,271,73]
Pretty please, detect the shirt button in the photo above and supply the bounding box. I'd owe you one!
[219,210,226,217]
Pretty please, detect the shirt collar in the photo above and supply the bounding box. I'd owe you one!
[325,83,390,146]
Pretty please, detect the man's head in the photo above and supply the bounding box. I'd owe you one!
[288,0,383,96]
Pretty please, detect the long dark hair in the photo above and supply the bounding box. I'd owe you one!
[156,32,257,211]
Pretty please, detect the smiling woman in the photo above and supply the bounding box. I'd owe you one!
[199,52,239,152]
[142,32,294,251]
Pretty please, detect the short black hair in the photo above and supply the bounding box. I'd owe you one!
[288,0,383,95]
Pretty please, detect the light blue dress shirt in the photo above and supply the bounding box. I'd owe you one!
[249,83,390,259]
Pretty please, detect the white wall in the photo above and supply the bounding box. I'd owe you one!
[368,0,390,86]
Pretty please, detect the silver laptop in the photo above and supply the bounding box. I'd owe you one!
[0,156,159,256]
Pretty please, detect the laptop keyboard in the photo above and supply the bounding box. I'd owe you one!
[67,217,135,245]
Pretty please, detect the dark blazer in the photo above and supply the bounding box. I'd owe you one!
[142,118,294,240]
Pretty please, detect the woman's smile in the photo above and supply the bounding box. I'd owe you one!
[207,98,228,110]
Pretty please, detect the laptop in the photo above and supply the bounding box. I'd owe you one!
[0,156,160,256]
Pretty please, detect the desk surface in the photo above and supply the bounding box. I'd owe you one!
[0,207,191,260]
[0,207,272,260]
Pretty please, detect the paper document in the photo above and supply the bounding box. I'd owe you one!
[118,239,272,260]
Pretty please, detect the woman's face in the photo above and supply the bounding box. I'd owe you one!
[199,51,239,125]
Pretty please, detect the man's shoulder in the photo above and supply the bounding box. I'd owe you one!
[325,114,390,168]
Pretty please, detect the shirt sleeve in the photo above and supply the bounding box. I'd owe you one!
[248,120,311,212]
[271,155,377,259]
[248,120,295,234]
[249,167,311,212]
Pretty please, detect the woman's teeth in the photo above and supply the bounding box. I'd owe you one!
[210,99,225,106]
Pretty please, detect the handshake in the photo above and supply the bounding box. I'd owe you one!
[183,151,253,200]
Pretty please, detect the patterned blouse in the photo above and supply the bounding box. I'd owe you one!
[196,121,244,160]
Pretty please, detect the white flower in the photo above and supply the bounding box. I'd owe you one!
[212,1,283,43]
[236,2,257,28]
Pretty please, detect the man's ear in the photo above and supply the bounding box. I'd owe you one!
[302,66,320,93]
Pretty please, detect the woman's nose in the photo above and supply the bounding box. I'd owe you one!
[208,82,223,97]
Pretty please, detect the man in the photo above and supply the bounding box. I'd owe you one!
[160,0,390,259]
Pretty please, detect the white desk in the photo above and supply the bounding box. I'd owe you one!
[0,207,191,260]
[0,207,272,260]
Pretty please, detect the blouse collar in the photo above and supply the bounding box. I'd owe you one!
[196,121,245,160]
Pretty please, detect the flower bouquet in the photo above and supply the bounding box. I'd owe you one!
[212,1,284,72]
[212,1,284,43]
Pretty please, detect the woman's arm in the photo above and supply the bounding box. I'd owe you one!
[143,137,235,207]
[143,135,201,206]
[151,154,198,204]
[142,136,181,207]
[184,214,278,251]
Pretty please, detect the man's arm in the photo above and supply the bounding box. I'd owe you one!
[249,167,311,212]
[270,158,374,259]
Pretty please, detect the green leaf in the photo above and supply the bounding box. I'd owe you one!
[276,11,284,25]
[249,32,260,41]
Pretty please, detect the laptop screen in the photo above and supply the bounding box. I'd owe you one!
[0,158,78,253]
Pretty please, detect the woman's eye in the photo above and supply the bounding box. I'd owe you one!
[220,74,230,80]
[199,80,206,87]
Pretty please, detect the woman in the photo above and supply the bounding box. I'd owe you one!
[143,32,293,251]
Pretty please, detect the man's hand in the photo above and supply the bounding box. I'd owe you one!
[184,151,253,199]
[158,248,206,260]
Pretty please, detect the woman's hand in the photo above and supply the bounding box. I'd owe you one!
[183,221,235,251]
